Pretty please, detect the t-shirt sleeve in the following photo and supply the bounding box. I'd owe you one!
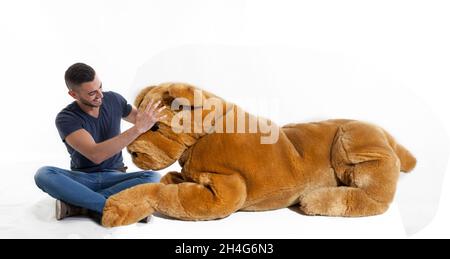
[111,91,133,118]
[55,111,83,142]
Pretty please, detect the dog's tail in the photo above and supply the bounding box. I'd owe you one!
[384,130,417,173]
[393,142,417,173]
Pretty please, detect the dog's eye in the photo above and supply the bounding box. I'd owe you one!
[150,123,159,132]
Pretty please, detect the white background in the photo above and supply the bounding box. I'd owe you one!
[0,0,449,238]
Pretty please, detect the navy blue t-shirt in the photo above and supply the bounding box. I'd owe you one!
[55,91,133,173]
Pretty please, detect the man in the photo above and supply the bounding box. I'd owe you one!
[34,63,166,222]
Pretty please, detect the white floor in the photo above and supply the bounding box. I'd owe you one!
[0,159,408,239]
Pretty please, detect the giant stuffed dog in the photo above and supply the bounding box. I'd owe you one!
[101,83,416,227]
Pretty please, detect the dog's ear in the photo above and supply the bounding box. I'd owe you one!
[134,86,156,108]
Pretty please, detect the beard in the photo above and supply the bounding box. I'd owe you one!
[80,97,102,107]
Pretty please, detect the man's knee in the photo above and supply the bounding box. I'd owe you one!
[34,166,59,187]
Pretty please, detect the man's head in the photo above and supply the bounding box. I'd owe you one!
[65,63,103,107]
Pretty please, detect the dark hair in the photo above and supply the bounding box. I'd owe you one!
[64,63,96,90]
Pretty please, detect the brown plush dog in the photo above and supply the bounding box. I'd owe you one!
[101,83,416,227]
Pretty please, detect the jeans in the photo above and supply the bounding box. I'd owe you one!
[34,166,161,214]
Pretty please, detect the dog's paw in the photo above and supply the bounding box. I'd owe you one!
[299,195,322,216]
[101,199,129,227]
[299,189,347,216]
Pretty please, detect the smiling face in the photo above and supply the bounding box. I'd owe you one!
[69,75,104,107]
[127,83,226,170]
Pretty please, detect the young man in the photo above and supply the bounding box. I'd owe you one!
[35,63,166,222]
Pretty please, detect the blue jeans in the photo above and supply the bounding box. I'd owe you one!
[34,166,161,214]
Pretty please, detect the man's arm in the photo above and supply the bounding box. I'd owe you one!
[65,100,165,165]
[123,106,138,124]
[65,127,141,164]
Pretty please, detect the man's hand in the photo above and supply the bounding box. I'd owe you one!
[135,99,167,134]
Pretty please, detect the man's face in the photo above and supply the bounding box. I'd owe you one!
[69,75,103,107]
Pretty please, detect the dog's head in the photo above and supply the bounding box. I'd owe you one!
[127,83,231,170]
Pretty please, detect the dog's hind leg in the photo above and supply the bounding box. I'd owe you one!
[299,121,401,217]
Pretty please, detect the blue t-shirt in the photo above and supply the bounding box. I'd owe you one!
[55,91,132,173]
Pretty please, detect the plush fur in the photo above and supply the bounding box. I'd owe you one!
[101,83,416,227]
